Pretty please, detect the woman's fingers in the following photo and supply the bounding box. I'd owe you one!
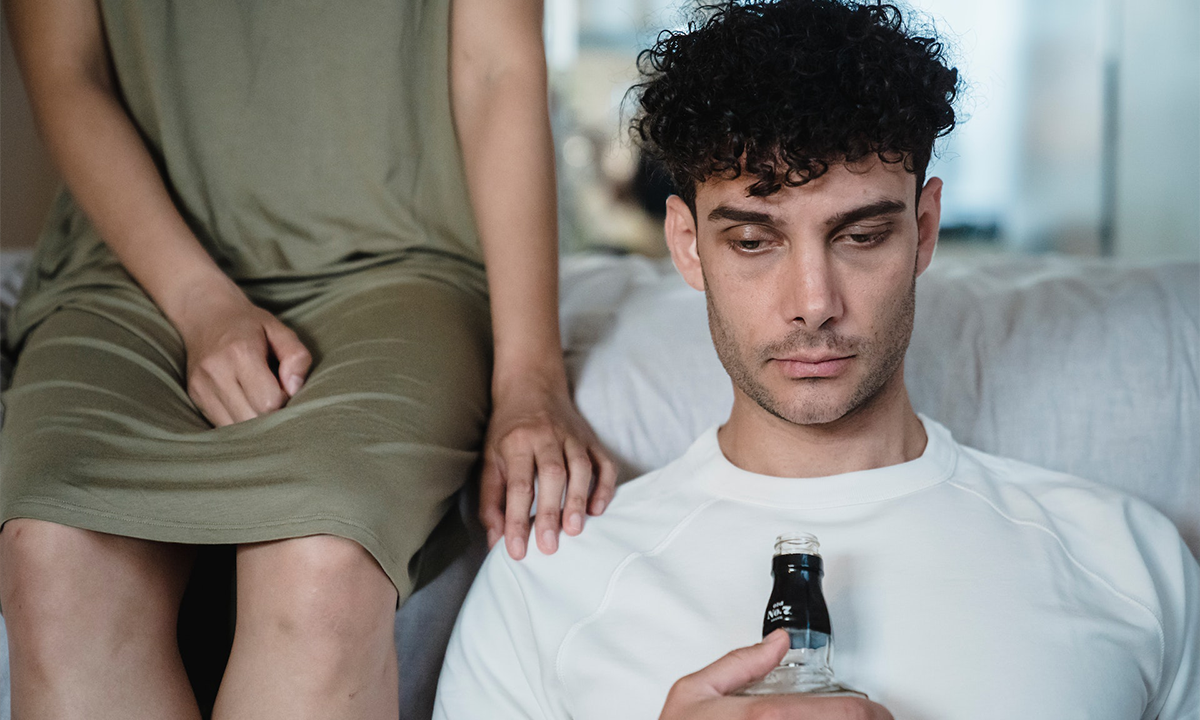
[479,452,507,549]
[588,445,618,516]
[562,437,593,536]
[183,307,310,427]
[191,350,257,424]
[234,334,289,414]
[196,335,280,424]
[238,373,287,416]
[187,373,235,427]
[264,319,312,396]
[484,383,617,558]
[213,366,258,424]
[531,437,568,554]
[502,445,536,560]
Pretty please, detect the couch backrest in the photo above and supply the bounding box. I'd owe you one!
[559,254,1200,559]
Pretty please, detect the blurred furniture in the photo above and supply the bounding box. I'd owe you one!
[1,250,1197,719]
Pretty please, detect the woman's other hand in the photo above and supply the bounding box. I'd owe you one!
[480,374,617,560]
[171,275,312,427]
[6,0,311,429]
[451,0,614,557]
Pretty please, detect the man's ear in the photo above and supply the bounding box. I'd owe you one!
[915,177,943,277]
[664,195,705,291]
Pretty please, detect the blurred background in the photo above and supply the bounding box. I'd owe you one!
[545,0,1199,259]
[2,0,1197,261]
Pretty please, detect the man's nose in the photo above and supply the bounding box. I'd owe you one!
[783,248,842,329]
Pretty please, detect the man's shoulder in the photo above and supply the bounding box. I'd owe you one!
[951,441,1168,527]
[511,453,708,559]
[949,441,1195,617]
[476,443,719,621]
[947,442,1198,717]
[437,451,716,720]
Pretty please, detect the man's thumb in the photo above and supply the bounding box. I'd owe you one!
[692,629,789,696]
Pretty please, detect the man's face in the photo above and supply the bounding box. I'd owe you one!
[664,157,942,427]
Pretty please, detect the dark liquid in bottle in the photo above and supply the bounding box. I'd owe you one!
[763,552,831,649]
[741,535,865,697]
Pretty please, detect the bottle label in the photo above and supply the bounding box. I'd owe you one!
[766,600,830,650]
[766,601,792,625]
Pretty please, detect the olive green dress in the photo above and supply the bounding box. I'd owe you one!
[0,0,492,601]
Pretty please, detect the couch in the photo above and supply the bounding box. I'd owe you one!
[1,249,1197,719]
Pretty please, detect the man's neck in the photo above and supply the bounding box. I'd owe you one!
[717,372,928,478]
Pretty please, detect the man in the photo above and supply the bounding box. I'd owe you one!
[434,1,1199,718]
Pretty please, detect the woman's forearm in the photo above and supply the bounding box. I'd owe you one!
[6,0,235,331]
[450,0,566,393]
[32,80,238,326]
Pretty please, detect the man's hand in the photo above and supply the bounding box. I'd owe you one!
[660,630,893,720]
[173,276,312,427]
[479,374,618,560]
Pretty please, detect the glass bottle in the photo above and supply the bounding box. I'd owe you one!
[739,532,865,697]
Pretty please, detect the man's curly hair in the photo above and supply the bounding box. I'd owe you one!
[632,0,960,209]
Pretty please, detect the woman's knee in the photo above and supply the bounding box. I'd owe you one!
[0,519,189,631]
[237,535,397,645]
[0,519,190,671]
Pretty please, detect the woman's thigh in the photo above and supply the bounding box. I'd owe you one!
[1,267,493,600]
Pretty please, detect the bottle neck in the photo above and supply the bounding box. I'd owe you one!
[764,553,831,640]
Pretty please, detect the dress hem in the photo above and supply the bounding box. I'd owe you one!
[1,497,413,601]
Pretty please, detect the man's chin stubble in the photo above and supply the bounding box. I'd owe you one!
[708,305,913,431]
[745,373,883,428]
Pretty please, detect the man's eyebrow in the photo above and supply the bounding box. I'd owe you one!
[825,199,908,230]
[707,206,778,225]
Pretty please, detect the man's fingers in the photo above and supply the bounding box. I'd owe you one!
[531,438,568,555]
[264,319,312,397]
[683,630,790,698]
[588,446,618,516]
[503,448,536,560]
[479,454,507,549]
[561,437,592,536]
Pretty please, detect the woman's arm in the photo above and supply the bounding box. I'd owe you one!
[451,0,616,560]
[4,0,311,426]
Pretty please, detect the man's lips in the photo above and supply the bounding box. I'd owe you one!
[772,354,854,379]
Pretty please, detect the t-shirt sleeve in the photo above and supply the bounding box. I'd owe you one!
[434,548,552,720]
[1137,507,1200,720]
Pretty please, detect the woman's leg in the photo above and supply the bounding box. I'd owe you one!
[0,519,199,720]
[211,535,399,720]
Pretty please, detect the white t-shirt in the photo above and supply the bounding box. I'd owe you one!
[434,418,1199,720]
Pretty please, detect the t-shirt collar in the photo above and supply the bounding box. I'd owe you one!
[690,414,959,508]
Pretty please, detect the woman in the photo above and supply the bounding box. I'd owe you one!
[0,0,615,717]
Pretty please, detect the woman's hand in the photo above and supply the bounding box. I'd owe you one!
[451,0,615,558]
[7,0,310,424]
[480,373,618,560]
[170,275,312,427]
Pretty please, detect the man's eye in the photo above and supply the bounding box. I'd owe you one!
[734,239,767,252]
[847,232,887,246]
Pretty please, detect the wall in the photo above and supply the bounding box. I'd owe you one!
[1113,0,1200,260]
